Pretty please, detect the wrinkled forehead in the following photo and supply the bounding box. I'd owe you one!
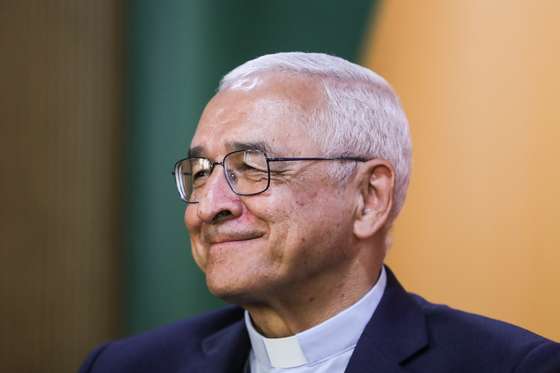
[190,73,325,157]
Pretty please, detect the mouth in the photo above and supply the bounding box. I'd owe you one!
[207,233,265,246]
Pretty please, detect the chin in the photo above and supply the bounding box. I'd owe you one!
[204,268,271,305]
[206,281,254,305]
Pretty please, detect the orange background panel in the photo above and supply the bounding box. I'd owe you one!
[363,0,560,340]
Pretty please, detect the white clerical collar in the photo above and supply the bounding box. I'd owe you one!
[244,266,387,368]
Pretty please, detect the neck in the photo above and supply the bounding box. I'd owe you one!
[243,258,384,338]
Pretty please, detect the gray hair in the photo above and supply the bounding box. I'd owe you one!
[219,52,412,229]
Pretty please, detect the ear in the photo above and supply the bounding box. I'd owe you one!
[353,160,395,239]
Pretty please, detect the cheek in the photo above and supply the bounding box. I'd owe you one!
[243,195,294,256]
[259,191,319,244]
[290,189,353,243]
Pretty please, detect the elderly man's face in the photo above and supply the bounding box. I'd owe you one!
[185,74,357,304]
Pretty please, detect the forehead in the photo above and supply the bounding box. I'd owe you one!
[190,73,324,157]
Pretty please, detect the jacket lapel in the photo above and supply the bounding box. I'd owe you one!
[190,318,251,373]
[345,267,429,373]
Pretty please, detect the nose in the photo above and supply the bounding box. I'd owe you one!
[195,166,243,224]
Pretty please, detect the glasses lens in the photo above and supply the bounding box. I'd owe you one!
[175,158,211,202]
[224,150,269,195]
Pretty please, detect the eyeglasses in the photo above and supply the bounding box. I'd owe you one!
[172,149,367,203]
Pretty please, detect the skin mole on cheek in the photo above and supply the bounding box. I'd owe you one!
[295,190,318,207]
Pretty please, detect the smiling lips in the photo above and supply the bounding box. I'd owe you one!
[205,231,265,245]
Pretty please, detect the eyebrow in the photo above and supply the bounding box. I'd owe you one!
[229,141,276,155]
[188,141,279,158]
[188,145,205,158]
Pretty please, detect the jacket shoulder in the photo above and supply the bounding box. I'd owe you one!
[409,293,560,371]
[79,305,244,373]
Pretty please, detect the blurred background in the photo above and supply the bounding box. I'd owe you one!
[1,1,559,372]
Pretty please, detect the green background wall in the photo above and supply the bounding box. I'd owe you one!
[125,0,378,334]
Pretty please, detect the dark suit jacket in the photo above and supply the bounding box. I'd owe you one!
[80,268,560,372]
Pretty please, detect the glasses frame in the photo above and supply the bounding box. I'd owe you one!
[172,149,368,203]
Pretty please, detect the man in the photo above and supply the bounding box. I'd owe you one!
[80,52,560,372]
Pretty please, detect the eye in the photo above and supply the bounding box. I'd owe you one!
[240,162,266,172]
[189,158,213,184]
[241,152,268,172]
[192,169,210,180]
[191,168,211,188]
[227,168,238,182]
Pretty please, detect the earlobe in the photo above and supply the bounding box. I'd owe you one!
[353,161,394,239]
